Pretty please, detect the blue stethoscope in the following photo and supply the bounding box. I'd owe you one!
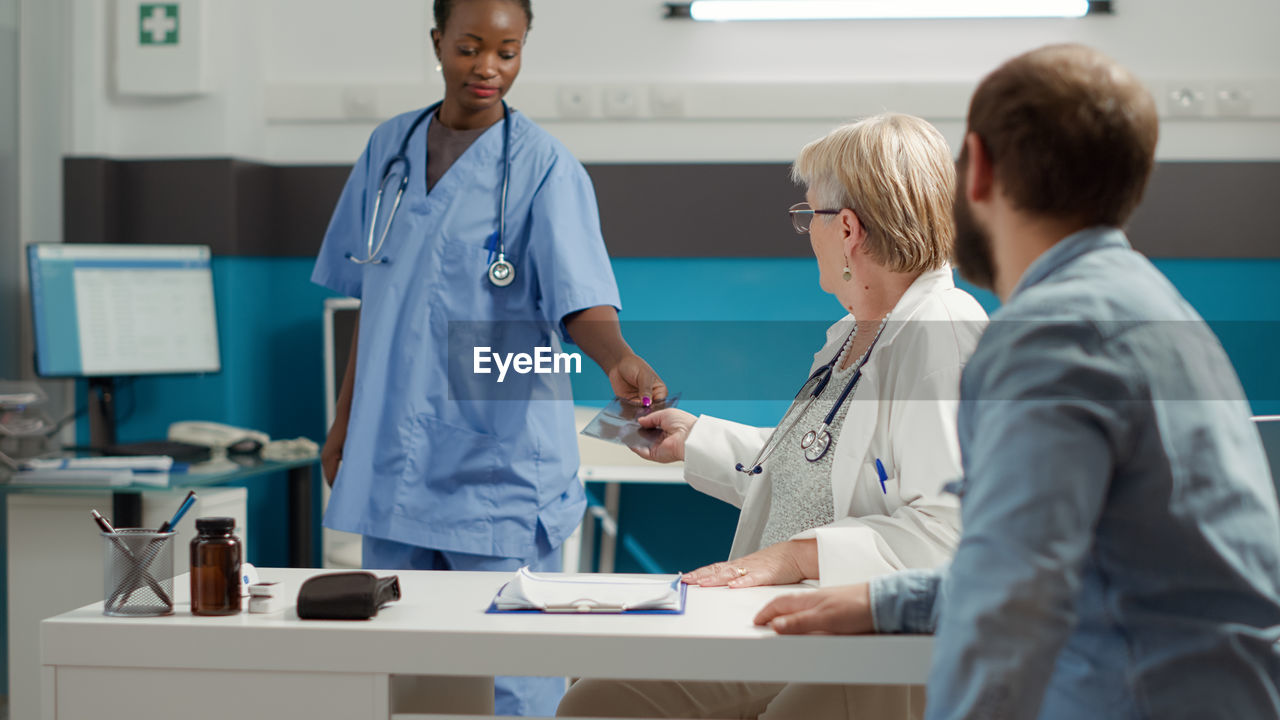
[735,321,886,475]
[346,100,516,288]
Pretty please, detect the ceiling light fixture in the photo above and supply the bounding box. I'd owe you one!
[664,1,1112,21]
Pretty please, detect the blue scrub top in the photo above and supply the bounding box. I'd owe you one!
[312,107,621,558]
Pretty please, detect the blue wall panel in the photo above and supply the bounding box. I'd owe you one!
[92,256,1280,574]
[600,257,1280,572]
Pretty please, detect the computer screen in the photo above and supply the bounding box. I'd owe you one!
[27,244,221,377]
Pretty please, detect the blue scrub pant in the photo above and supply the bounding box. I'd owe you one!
[363,529,564,717]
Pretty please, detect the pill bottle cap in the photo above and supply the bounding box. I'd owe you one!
[195,516,235,535]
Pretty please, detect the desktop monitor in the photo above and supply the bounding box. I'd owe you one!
[27,243,220,377]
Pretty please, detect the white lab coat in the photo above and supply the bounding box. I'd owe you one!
[683,267,989,586]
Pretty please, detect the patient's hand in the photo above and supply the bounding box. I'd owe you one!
[631,408,696,463]
[753,584,874,635]
[682,539,818,588]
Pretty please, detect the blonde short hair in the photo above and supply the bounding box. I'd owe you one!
[792,114,955,273]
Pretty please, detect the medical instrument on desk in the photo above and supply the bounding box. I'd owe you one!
[347,101,517,289]
[875,458,889,494]
[239,563,261,598]
[249,581,287,613]
[158,490,198,533]
[735,317,888,475]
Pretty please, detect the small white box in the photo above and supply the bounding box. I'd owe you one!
[115,0,211,96]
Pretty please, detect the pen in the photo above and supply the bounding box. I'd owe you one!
[91,509,116,534]
[484,230,500,265]
[875,458,888,494]
[158,490,197,533]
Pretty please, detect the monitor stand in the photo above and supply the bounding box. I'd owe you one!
[87,377,142,527]
[87,376,118,448]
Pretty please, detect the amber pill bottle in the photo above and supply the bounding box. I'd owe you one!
[190,516,242,616]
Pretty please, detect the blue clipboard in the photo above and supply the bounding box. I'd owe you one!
[485,578,688,615]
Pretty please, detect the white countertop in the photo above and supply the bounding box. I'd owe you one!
[42,568,933,684]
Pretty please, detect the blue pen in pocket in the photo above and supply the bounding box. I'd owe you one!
[875,458,888,494]
[484,230,500,265]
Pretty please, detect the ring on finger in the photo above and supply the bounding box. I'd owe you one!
[734,566,748,577]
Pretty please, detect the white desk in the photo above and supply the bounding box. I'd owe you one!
[8,487,248,720]
[42,568,932,720]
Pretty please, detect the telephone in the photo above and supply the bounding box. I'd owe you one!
[168,421,270,450]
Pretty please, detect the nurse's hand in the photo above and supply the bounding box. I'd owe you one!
[321,423,347,488]
[632,408,696,463]
[681,539,818,587]
[609,352,668,407]
[753,584,874,635]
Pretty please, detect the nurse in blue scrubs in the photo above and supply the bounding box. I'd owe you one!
[312,0,665,714]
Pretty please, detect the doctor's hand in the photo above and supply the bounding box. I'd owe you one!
[682,539,818,588]
[631,408,696,463]
[753,583,874,635]
[609,352,668,407]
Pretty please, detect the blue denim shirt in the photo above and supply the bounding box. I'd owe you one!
[870,228,1280,719]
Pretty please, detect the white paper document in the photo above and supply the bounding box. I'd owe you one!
[22,456,174,472]
[9,457,173,487]
[9,469,136,486]
[492,568,685,613]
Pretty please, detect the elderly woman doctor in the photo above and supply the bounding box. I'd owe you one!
[559,114,988,718]
[645,114,988,590]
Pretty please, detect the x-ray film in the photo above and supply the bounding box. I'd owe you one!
[580,394,682,450]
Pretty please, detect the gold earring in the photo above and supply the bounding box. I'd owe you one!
[842,265,852,282]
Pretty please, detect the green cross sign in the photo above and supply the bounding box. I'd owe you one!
[139,4,179,46]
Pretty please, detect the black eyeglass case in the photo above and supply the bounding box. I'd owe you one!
[296,571,401,620]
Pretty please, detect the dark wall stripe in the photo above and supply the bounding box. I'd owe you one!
[1126,162,1280,258]
[63,158,347,256]
[64,157,1280,258]
[591,163,801,257]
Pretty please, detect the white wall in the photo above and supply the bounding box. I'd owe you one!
[65,0,267,159]
[17,0,74,434]
[53,0,1280,165]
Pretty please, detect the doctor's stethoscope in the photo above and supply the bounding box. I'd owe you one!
[734,316,888,475]
[345,100,516,288]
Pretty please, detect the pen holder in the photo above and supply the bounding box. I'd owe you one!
[102,530,176,617]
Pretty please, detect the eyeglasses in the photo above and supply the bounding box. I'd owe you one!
[788,202,842,234]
